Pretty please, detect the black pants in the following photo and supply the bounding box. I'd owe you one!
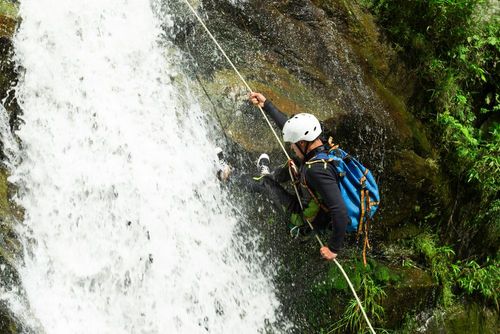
[233,174,331,231]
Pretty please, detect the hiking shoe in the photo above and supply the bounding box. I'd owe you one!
[215,147,231,181]
[256,153,271,176]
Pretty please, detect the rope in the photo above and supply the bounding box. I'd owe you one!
[182,1,375,333]
[182,0,290,159]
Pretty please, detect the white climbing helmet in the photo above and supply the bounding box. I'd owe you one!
[282,113,322,143]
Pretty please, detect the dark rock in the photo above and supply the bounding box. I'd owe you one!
[0,303,17,334]
[0,167,22,334]
[421,303,499,334]
[383,267,436,328]
[0,2,21,331]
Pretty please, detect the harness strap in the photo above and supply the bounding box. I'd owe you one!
[357,187,376,266]
[302,179,330,213]
[358,189,366,240]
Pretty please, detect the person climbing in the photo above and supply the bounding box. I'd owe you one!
[245,92,349,261]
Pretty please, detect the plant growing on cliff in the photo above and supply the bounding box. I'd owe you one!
[452,257,500,310]
[414,233,456,307]
[414,233,500,309]
[315,258,395,333]
[328,274,387,334]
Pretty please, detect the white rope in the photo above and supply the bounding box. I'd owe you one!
[182,1,375,333]
[333,258,376,333]
[182,0,290,159]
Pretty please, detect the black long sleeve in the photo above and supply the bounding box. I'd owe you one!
[305,163,348,253]
[262,99,294,182]
[263,100,288,130]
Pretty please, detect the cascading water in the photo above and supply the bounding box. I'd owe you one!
[3,0,283,332]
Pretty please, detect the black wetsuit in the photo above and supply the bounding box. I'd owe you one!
[249,100,349,253]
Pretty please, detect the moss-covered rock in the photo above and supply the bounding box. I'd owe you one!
[380,150,451,228]
[0,0,20,133]
[0,167,21,273]
[0,167,21,333]
[0,304,17,334]
[419,303,499,334]
[198,64,344,152]
[383,267,436,328]
[0,2,20,330]
[0,0,17,39]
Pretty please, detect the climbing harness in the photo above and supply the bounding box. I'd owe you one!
[182,1,376,333]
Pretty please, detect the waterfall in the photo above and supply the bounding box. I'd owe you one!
[3,0,282,332]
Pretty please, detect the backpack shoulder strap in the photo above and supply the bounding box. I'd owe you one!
[301,177,329,213]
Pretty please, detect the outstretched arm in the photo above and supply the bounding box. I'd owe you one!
[249,92,288,130]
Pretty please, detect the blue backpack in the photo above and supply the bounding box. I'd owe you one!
[303,138,380,263]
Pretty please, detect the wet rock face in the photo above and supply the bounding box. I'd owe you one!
[0,37,20,134]
[0,0,17,39]
[382,267,436,328]
[422,303,500,334]
[174,1,456,330]
[0,0,20,138]
[0,1,20,332]
[176,0,448,230]
[196,0,394,123]
[0,168,22,334]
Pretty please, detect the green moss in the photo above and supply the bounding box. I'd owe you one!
[374,266,391,283]
[318,257,400,296]
[0,1,17,19]
[421,303,500,334]
[0,307,17,334]
[0,169,17,262]
[387,224,421,241]
[370,77,434,156]
[0,167,21,269]
[392,150,437,185]
[200,65,344,152]
[0,168,10,218]
[414,233,456,307]
[0,0,17,39]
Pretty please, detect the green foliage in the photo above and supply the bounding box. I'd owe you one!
[328,275,387,334]
[475,199,500,249]
[439,107,500,198]
[414,233,456,307]
[303,198,321,220]
[414,233,499,308]
[367,0,499,261]
[313,258,399,332]
[315,258,399,296]
[452,257,500,309]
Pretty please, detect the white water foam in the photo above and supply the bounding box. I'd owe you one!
[5,0,281,332]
